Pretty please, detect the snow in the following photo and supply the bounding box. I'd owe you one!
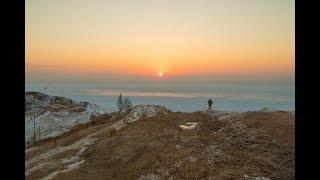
[41,169,69,180]
[25,103,169,178]
[25,135,98,178]
[66,159,85,170]
[260,107,276,112]
[129,105,158,120]
[106,105,167,130]
[243,176,270,180]
[179,122,198,130]
[25,92,108,143]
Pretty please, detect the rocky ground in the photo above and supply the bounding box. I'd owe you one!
[25,102,294,180]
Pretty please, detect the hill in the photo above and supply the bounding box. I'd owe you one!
[25,93,294,179]
[25,92,107,144]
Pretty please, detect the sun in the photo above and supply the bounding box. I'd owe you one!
[158,72,163,77]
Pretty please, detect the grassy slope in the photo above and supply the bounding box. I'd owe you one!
[26,110,294,180]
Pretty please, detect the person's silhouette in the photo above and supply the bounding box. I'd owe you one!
[208,98,213,113]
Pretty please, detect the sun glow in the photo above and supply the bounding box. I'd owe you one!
[26,0,294,81]
[158,72,163,77]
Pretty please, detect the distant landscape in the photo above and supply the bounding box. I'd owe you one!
[26,0,294,179]
[25,81,294,113]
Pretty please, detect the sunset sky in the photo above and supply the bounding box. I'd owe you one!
[26,0,294,83]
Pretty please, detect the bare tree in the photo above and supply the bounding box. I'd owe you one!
[117,93,124,111]
[42,82,49,94]
[30,84,48,145]
[32,113,37,143]
[31,109,41,145]
[123,96,132,110]
[116,93,132,112]
[26,85,50,148]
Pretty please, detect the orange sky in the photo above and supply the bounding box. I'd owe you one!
[26,0,294,81]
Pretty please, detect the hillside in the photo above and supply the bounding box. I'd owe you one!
[25,92,107,144]
[25,97,295,179]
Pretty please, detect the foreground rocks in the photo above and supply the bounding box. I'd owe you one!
[25,105,294,180]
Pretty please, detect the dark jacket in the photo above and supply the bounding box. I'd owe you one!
[208,99,213,106]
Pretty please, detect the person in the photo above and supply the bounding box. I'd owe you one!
[208,98,213,113]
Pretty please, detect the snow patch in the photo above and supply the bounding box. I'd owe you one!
[179,122,198,130]
[243,176,270,180]
[129,105,158,120]
[26,104,168,179]
[25,92,108,143]
[25,135,97,176]
[260,107,276,112]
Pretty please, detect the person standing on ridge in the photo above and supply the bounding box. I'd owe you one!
[208,98,213,113]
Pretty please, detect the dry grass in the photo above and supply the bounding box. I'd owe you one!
[108,127,116,136]
[26,110,295,180]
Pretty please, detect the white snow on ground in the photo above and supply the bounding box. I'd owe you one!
[129,105,167,121]
[260,107,276,112]
[25,133,98,179]
[243,175,270,180]
[85,103,106,115]
[40,159,86,180]
[179,122,198,130]
[25,92,108,143]
[109,105,167,130]
[26,104,168,179]
[41,168,73,180]
[25,136,98,175]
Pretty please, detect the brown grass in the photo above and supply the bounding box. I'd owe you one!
[27,110,295,180]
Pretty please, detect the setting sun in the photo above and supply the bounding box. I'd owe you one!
[158,72,163,77]
[25,1,295,178]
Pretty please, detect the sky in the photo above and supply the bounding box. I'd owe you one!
[26,0,294,83]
